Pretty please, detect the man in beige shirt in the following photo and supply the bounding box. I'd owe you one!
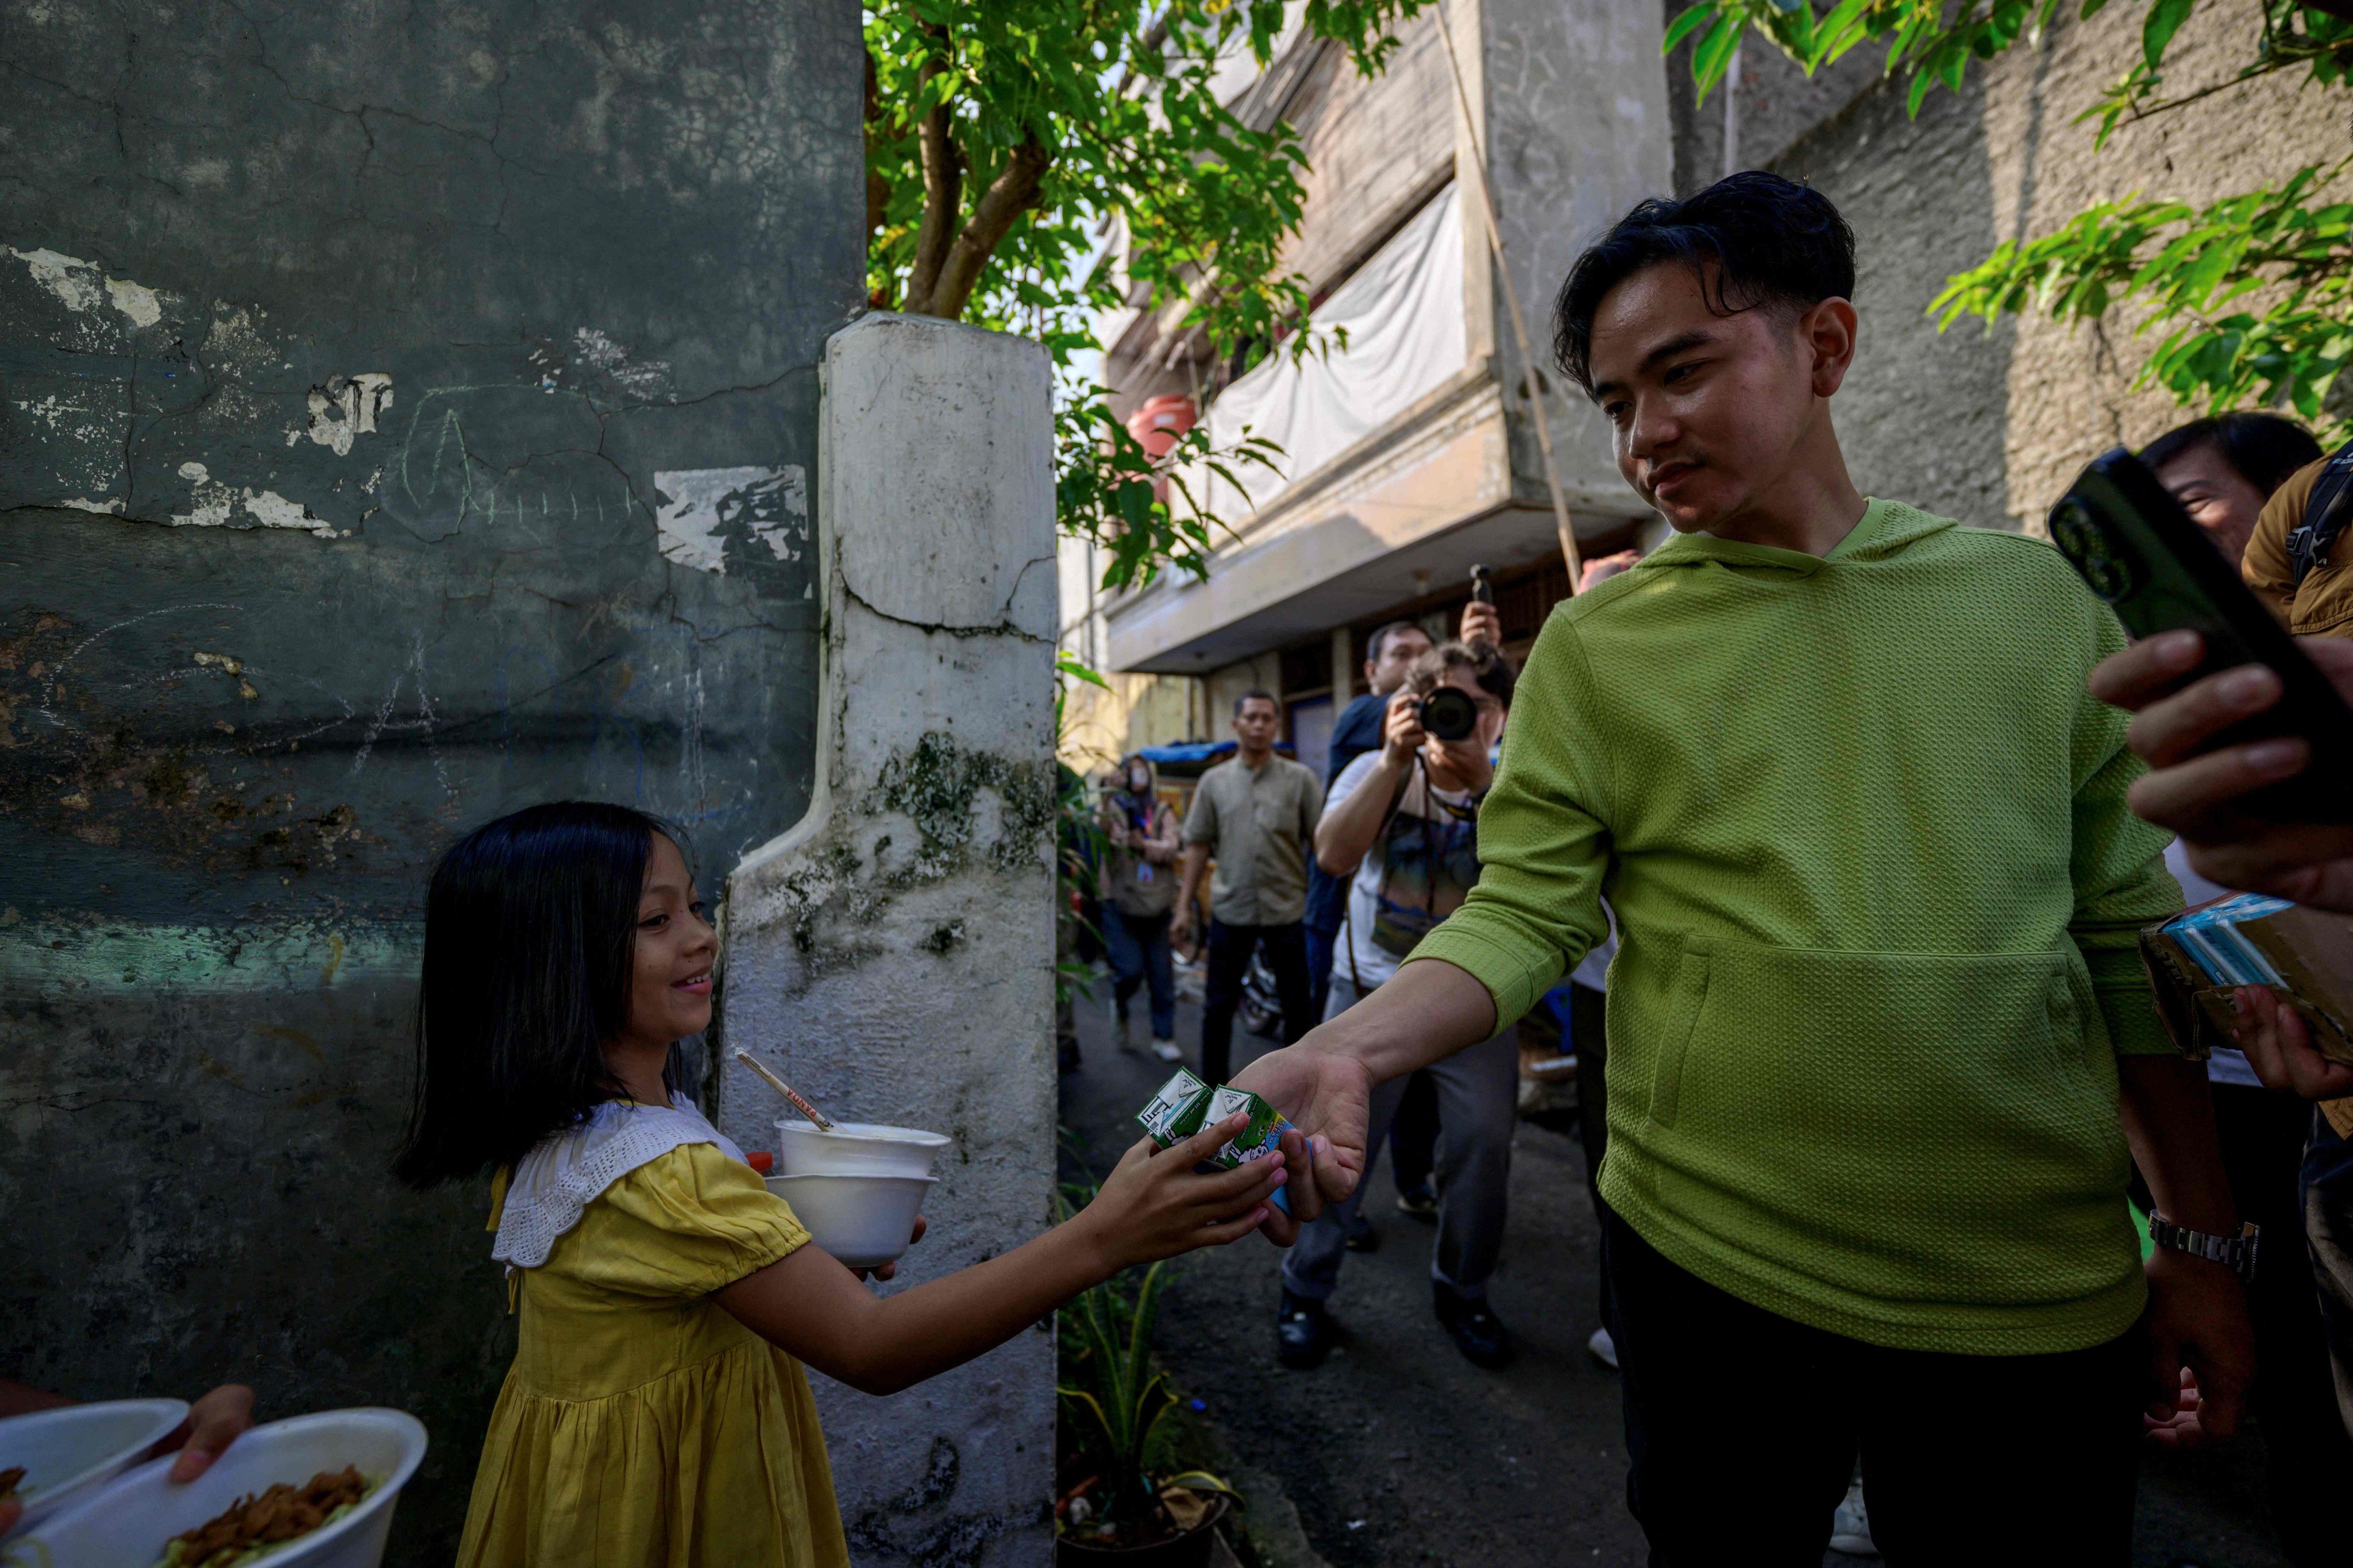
[1175,691,1324,1083]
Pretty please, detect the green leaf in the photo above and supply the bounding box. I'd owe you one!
[1662,2,1720,56]
[2142,0,2193,71]
[1056,653,1110,690]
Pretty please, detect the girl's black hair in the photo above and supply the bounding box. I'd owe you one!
[2140,412,2323,501]
[394,801,686,1188]
[1552,171,1857,398]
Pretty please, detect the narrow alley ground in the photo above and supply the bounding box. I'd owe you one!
[1056,982,2296,1568]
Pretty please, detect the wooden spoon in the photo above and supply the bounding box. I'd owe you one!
[732,1049,838,1132]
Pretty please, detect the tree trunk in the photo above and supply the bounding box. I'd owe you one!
[902,52,963,314]
[914,134,1053,322]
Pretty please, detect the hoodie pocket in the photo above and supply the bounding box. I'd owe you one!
[1631,938,2126,1301]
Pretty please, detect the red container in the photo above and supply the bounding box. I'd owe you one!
[1124,395,1197,459]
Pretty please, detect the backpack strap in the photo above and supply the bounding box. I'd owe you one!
[2288,439,2353,588]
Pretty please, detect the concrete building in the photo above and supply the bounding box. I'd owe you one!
[1060,0,2343,771]
[2,5,1054,1564]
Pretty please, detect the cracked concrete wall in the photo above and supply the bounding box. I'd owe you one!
[1475,0,1677,530]
[1662,3,2348,531]
[0,1,861,1560]
[722,314,1058,1568]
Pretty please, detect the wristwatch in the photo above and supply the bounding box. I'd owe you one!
[2147,1212,2261,1282]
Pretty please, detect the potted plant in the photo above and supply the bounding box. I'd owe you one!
[1055,1251,1236,1565]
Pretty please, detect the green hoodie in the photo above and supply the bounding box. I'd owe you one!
[1411,499,2182,1354]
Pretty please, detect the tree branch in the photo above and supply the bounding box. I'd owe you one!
[904,50,963,314]
[863,49,891,246]
[921,134,1054,321]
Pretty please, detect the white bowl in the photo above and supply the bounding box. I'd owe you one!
[774,1119,951,1180]
[766,1171,936,1269]
[0,1398,187,1537]
[24,1407,427,1568]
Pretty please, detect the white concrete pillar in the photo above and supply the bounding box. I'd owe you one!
[720,312,1058,1566]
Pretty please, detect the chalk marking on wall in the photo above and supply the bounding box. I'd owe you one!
[573,328,673,397]
[652,465,807,574]
[24,602,241,735]
[349,631,458,806]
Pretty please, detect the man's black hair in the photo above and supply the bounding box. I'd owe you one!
[394,801,688,1187]
[1551,171,1857,398]
[1233,689,1279,717]
[2140,412,2323,501]
[1365,620,1426,667]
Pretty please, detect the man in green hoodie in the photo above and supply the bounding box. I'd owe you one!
[1235,173,2254,1562]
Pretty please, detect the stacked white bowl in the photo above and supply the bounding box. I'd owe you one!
[17,1407,428,1568]
[766,1120,950,1270]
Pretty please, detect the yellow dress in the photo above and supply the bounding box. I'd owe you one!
[457,1141,851,1568]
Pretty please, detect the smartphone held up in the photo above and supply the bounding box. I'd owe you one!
[2049,448,2353,823]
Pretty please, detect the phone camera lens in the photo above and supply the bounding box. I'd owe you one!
[2050,500,2136,603]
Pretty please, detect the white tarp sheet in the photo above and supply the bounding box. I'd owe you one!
[1201,180,1464,519]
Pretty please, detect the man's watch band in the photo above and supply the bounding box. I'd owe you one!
[2147,1212,2260,1282]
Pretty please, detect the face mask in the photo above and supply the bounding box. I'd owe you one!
[1128,770,1149,793]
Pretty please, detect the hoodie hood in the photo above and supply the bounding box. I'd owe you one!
[1636,498,1957,578]
[1114,753,1159,794]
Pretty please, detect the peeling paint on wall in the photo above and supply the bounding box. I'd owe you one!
[8,244,169,329]
[304,374,395,456]
[653,465,809,573]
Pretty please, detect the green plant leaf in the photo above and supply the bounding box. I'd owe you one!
[2142,0,2194,70]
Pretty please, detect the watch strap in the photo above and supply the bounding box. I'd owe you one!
[2147,1212,2260,1282]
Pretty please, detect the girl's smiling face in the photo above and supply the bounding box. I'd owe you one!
[624,833,716,1049]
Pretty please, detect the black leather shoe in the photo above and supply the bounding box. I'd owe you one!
[1433,1282,1514,1369]
[1275,1289,1333,1369]
[1344,1213,1379,1253]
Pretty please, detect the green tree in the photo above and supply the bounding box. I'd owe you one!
[1664,1,2353,440]
[863,0,1429,590]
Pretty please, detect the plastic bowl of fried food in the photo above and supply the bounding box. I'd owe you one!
[23,1407,427,1568]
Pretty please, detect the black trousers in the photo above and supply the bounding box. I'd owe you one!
[1200,919,1314,1084]
[2212,1084,2352,1566]
[1603,1211,2143,1567]
[1570,982,1611,1323]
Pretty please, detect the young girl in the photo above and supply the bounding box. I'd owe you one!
[395,802,1291,1567]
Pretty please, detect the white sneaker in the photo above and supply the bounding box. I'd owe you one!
[1586,1326,1618,1370]
[1829,1478,1878,1557]
[1151,1040,1182,1063]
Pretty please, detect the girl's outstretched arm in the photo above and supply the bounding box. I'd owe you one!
[716,1114,1284,1396]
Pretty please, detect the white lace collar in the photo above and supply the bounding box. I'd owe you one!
[491,1095,748,1269]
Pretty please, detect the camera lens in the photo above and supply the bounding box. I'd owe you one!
[1418,686,1480,742]
[2049,499,2136,603]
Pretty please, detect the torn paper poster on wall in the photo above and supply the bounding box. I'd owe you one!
[653,465,809,574]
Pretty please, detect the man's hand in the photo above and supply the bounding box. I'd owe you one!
[1381,690,1426,770]
[1577,550,1641,593]
[1460,600,1504,650]
[2140,1252,2254,1449]
[1226,1044,1372,1246]
[156,1384,256,1483]
[2231,984,2353,1100]
[1170,901,1195,953]
[2086,630,2353,912]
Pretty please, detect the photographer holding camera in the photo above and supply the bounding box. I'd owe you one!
[1272,640,1522,1371]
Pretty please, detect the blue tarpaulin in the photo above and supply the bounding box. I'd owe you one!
[1133,740,1293,766]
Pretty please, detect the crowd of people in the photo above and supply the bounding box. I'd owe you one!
[30,168,2351,1568]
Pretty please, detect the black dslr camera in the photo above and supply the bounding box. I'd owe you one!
[1417,685,1479,742]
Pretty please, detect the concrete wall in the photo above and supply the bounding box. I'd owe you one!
[722,314,1059,1567]
[0,2,861,1560]
[1755,3,2343,531]
[1476,0,1675,526]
